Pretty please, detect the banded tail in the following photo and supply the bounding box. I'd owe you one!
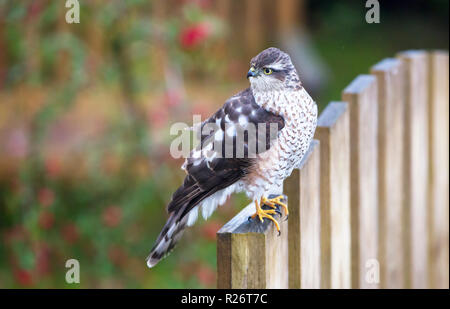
[146,212,189,268]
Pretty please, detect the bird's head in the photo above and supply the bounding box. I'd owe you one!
[247,47,300,93]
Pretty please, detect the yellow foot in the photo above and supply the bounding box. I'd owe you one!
[262,195,289,218]
[248,198,282,235]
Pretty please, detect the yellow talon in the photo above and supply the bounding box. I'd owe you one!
[250,198,282,233]
[261,195,289,217]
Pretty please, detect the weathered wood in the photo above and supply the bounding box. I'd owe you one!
[315,102,351,289]
[342,75,379,289]
[397,50,430,289]
[428,51,449,289]
[217,196,289,288]
[285,140,321,288]
[215,48,449,289]
[371,58,406,289]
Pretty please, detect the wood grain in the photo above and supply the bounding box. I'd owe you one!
[217,196,289,288]
[315,102,351,289]
[342,75,379,289]
[397,50,430,289]
[216,49,449,290]
[428,51,449,289]
[371,58,406,288]
[285,140,321,288]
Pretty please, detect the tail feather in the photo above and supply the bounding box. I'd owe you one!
[147,170,239,268]
[146,213,188,268]
[146,176,220,268]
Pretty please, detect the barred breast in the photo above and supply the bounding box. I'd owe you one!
[243,87,317,199]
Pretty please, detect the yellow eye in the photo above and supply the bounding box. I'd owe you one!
[263,68,273,75]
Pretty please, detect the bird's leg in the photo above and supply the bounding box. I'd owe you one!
[249,198,281,234]
[261,195,289,219]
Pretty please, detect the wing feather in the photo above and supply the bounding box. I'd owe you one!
[147,88,284,267]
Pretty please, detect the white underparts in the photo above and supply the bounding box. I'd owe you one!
[244,86,318,200]
[186,182,240,226]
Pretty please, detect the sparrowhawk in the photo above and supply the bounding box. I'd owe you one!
[147,47,317,268]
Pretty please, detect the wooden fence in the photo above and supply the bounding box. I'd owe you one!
[216,50,449,289]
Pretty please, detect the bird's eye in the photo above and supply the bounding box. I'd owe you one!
[263,68,273,75]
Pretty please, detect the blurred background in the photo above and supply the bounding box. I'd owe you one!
[0,0,448,288]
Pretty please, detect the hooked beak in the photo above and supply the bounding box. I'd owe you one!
[247,67,257,79]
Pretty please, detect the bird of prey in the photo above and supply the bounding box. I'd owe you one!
[147,47,317,268]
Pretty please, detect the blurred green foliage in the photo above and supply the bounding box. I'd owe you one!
[307,0,449,110]
[0,0,230,288]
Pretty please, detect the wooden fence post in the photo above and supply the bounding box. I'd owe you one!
[397,50,430,289]
[342,75,379,289]
[315,102,351,289]
[428,50,449,289]
[285,140,321,289]
[217,198,289,288]
[216,49,448,290]
[342,75,379,288]
[371,58,406,289]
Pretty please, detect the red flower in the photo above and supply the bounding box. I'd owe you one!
[179,23,210,49]
[148,106,169,129]
[108,245,127,267]
[37,188,54,208]
[197,264,216,287]
[38,211,54,230]
[163,89,182,108]
[35,244,50,276]
[4,225,27,243]
[44,155,63,178]
[62,223,79,244]
[201,221,222,241]
[26,1,43,22]
[102,206,122,228]
[14,269,33,286]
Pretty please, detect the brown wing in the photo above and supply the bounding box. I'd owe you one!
[169,87,284,215]
[147,88,284,267]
